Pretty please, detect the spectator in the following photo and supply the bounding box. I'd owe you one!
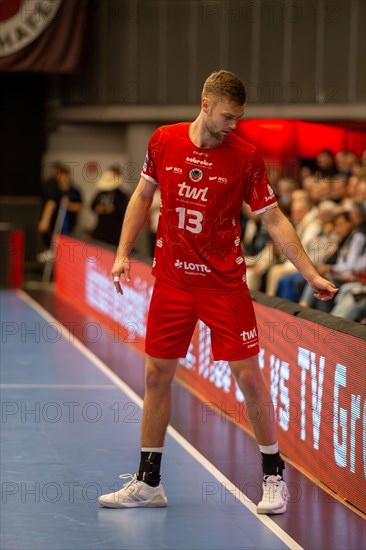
[360,150,366,178]
[353,178,366,204]
[335,150,357,176]
[330,216,366,321]
[331,279,366,322]
[330,174,349,204]
[349,201,366,230]
[266,196,321,295]
[291,188,312,202]
[308,177,332,204]
[315,149,338,178]
[91,168,129,247]
[276,178,298,207]
[38,164,82,254]
[275,201,339,301]
[40,161,63,205]
[298,164,314,182]
[299,210,366,311]
[242,212,281,291]
[347,175,361,198]
[38,161,63,253]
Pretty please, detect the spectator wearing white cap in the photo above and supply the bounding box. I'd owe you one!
[91,168,129,246]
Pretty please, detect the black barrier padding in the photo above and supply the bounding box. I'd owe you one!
[251,290,303,315]
[251,290,366,341]
[296,308,366,340]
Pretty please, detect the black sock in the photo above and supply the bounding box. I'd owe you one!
[261,452,284,477]
[137,451,162,487]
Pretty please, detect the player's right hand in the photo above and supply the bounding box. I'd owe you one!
[111,256,131,295]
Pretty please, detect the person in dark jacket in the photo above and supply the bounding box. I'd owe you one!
[38,164,82,251]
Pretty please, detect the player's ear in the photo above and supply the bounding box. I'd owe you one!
[202,97,210,113]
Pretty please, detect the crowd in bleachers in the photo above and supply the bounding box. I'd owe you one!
[243,149,366,323]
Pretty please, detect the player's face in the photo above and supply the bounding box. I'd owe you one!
[204,98,245,142]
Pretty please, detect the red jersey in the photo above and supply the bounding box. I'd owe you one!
[142,123,277,292]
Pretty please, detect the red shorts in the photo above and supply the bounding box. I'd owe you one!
[145,279,260,361]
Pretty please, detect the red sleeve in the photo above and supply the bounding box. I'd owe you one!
[243,150,277,215]
[141,128,162,185]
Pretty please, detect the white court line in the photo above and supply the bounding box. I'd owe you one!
[18,289,303,550]
[1,384,116,389]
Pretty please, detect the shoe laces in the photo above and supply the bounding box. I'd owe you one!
[118,473,138,493]
[262,475,283,500]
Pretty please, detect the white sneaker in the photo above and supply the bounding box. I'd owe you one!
[257,475,289,514]
[98,474,168,508]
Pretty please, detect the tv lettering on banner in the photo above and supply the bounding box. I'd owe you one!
[55,236,366,514]
[0,0,89,72]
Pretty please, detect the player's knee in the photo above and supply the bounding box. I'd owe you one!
[236,369,260,394]
[145,369,172,389]
[145,358,176,389]
[229,359,262,395]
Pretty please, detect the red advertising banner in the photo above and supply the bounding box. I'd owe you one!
[55,236,366,514]
[8,230,24,288]
[235,120,366,162]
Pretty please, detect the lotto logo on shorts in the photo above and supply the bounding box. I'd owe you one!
[174,259,211,273]
[240,327,257,343]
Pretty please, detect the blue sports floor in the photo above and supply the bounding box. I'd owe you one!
[1,289,365,549]
[1,290,299,550]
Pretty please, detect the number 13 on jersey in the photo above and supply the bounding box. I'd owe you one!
[176,207,203,234]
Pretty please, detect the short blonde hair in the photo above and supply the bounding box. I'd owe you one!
[202,70,247,105]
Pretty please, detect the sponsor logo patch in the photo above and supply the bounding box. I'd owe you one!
[178,182,208,202]
[186,156,213,168]
[241,327,257,343]
[265,184,275,201]
[174,259,211,273]
[189,168,203,183]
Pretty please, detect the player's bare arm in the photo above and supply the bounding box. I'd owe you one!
[112,176,156,294]
[261,206,338,301]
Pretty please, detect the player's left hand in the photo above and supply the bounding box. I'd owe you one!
[309,275,338,301]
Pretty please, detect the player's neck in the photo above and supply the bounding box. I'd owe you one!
[189,116,223,149]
